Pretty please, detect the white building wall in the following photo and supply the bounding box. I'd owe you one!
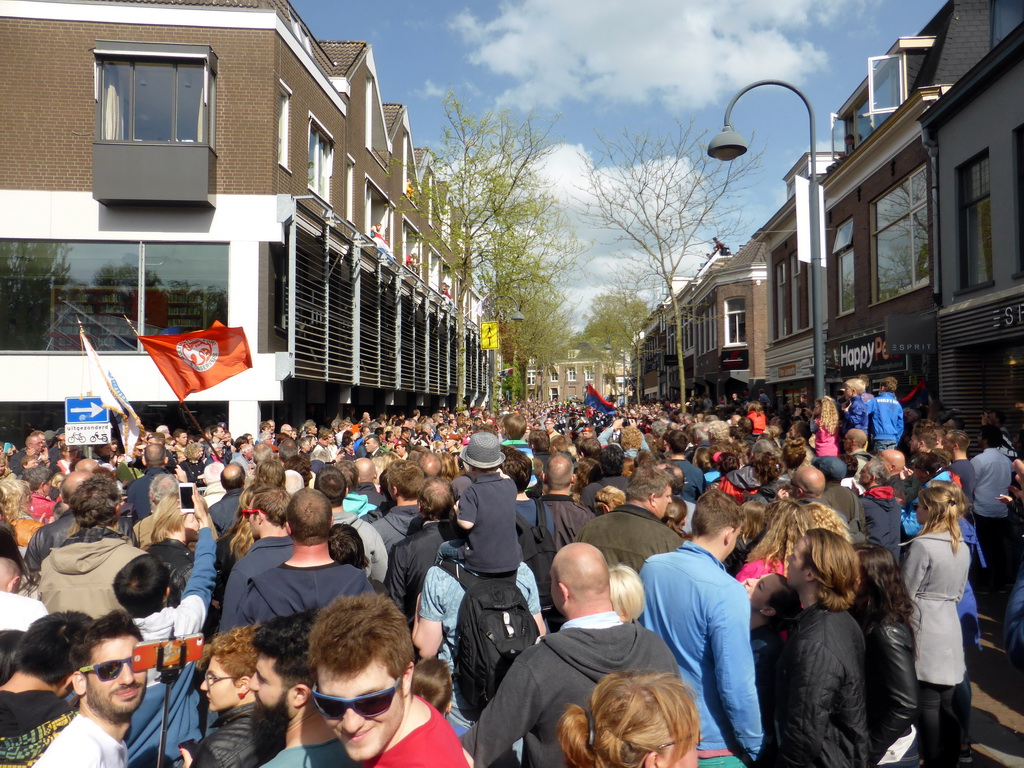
[0,190,284,432]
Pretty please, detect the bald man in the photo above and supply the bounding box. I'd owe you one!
[461,543,678,768]
[792,466,827,500]
[841,428,874,475]
[541,454,594,549]
[354,457,385,507]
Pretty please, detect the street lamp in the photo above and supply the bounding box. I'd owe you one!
[708,80,826,400]
[482,295,525,410]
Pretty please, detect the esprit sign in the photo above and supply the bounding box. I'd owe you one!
[833,333,904,376]
[997,301,1024,328]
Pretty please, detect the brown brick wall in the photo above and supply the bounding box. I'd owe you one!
[0,18,282,194]
[825,140,935,340]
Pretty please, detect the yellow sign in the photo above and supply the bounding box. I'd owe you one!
[481,322,500,350]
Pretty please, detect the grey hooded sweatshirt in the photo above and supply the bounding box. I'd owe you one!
[461,621,679,767]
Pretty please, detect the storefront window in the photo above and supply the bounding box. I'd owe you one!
[0,240,227,352]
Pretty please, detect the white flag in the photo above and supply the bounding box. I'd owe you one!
[794,174,826,266]
[80,327,141,457]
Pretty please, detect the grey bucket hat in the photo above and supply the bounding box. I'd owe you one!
[460,431,506,469]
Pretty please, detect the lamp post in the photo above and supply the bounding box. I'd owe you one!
[708,80,826,400]
[482,295,525,411]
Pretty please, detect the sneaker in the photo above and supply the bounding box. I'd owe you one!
[960,745,973,764]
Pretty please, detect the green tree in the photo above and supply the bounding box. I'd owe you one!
[415,92,582,404]
[580,118,760,408]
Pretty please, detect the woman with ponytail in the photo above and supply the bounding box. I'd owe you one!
[902,481,971,768]
[557,671,699,768]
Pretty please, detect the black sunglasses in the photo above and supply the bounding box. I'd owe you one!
[311,678,401,720]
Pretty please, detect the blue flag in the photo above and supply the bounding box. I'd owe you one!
[585,384,616,415]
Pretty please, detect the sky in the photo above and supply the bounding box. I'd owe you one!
[294,0,948,320]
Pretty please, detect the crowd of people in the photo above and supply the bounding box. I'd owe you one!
[0,379,1022,768]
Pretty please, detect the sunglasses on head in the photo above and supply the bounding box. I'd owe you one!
[311,678,401,720]
[79,657,137,682]
[240,508,264,520]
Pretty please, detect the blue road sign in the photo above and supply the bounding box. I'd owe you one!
[65,396,108,424]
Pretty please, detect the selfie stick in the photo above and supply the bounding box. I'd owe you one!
[155,645,187,768]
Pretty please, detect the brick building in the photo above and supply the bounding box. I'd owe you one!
[0,0,484,438]
[763,0,1006,407]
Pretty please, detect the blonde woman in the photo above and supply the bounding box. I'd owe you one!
[801,502,853,543]
[813,396,841,457]
[0,478,41,548]
[608,564,645,622]
[558,671,700,768]
[902,480,970,768]
[735,499,814,581]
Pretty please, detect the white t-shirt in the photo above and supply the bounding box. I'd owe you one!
[35,713,127,768]
[0,591,48,631]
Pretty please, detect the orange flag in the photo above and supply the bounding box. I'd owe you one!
[138,321,253,402]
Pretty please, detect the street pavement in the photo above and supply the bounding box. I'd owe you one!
[965,591,1024,767]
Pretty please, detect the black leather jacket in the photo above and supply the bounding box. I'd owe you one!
[192,702,259,768]
[864,622,918,766]
[776,605,869,768]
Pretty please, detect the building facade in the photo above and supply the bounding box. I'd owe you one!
[921,15,1024,428]
[0,0,485,440]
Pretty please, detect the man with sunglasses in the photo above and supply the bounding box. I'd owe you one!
[250,611,355,767]
[35,611,147,768]
[309,593,470,767]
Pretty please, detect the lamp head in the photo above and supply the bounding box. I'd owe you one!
[708,127,749,161]
[510,310,526,322]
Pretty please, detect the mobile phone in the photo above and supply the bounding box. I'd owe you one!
[179,482,196,513]
[178,739,200,760]
[132,634,204,672]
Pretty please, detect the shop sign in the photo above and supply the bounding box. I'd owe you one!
[832,331,905,376]
[664,354,679,367]
[777,364,797,379]
[720,349,749,369]
[885,315,936,354]
[996,300,1024,329]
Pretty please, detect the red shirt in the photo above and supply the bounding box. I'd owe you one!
[365,698,469,768]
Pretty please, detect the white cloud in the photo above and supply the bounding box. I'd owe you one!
[535,143,682,326]
[450,0,863,111]
[419,79,446,99]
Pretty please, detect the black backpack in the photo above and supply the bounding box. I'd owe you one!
[438,559,539,716]
[516,499,557,611]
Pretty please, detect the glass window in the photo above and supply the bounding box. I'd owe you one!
[775,261,788,339]
[0,240,227,351]
[527,369,536,386]
[869,55,903,114]
[142,244,228,334]
[833,220,855,315]
[549,368,558,382]
[790,255,801,332]
[872,167,929,302]
[567,367,577,382]
[959,154,992,287]
[277,89,290,167]
[992,0,1024,47]
[725,298,746,345]
[99,60,209,143]
[584,367,594,382]
[308,123,332,200]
